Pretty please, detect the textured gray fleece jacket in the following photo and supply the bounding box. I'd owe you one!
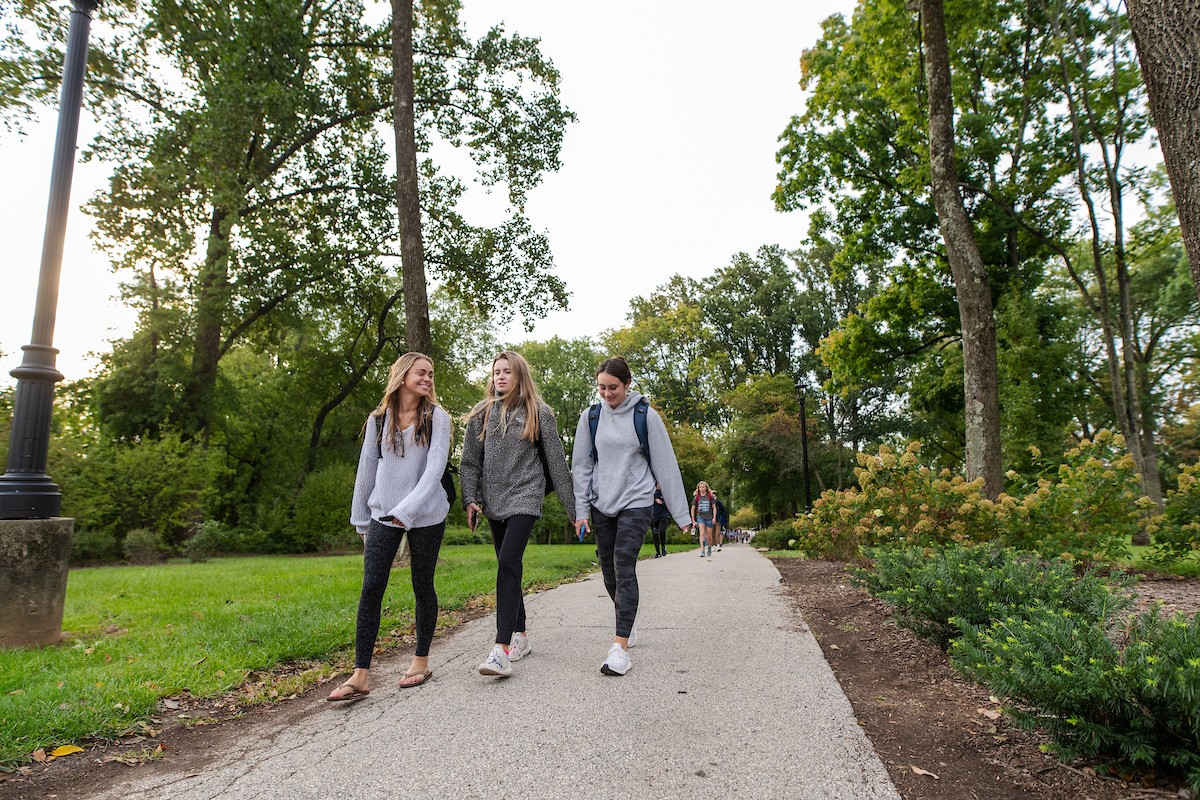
[571,391,690,527]
[459,400,576,521]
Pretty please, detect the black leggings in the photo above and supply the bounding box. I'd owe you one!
[593,506,652,638]
[651,516,669,555]
[488,514,536,645]
[355,519,445,668]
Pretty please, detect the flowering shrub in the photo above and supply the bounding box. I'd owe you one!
[998,431,1148,563]
[792,442,1001,561]
[793,433,1151,564]
[1149,461,1200,565]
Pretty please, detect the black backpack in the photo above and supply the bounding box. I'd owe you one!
[588,398,651,466]
[374,413,457,506]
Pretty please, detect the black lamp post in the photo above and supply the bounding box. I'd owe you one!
[796,377,813,513]
[0,0,100,519]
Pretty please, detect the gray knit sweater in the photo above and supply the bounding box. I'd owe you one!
[350,407,452,535]
[570,391,690,527]
[460,400,576,521]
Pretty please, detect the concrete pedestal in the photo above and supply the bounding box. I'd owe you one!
[0,518,73,648]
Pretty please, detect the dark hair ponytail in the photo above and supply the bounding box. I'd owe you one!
[596,356,632,385]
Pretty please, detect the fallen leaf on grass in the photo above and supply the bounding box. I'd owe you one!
[31,749,46,763]
[910,765,940,779]
[49,745,84,758]
[162,699,180,710]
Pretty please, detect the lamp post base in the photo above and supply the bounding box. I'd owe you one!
[0,518,73,648]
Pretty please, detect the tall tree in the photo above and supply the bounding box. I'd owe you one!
[918,0,1003,497]
[391,0,431,354]
[1125,0,1200,297]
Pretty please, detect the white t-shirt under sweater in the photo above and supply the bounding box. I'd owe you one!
[350,406,451,535]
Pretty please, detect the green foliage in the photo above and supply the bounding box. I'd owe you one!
[122,528,162,565]
[857,544,1133,648]
[441,526,491,546]
[1149,462,1200,565]
[533,494,571,544]
[1000,433,1149,563]
[753,521,798,552]
[794,434,1149,563]
[951,607,1200,790]
[59,434,227,548]
[69,529,120,564]
[290,463,358,553]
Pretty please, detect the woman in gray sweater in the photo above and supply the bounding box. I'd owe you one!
[460,351,575,678]
[572,356,690,676]
[327,352,451,701]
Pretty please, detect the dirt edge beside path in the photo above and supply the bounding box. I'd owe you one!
[771,557,1186,800]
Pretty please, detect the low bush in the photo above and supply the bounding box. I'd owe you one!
[442,527,491,546]
[122,528,162,565]
[951,606,1200,790]
[753,521,798,551]
[70,528,120,564]
[1148,461,1200,566]
[290,463,358,553]
[856,544,1133,648]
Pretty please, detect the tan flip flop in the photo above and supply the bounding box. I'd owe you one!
[326,682,370,702]
[398,670,433,689]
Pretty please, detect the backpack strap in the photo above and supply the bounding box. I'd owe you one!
[588,399,651,466]
[375,412,385,458]
[588,403,602,463]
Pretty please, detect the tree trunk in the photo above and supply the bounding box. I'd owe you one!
[918,0,1004,499]
[391,0,432,356]
[1126,0,1200,301]
[184,207,232,444]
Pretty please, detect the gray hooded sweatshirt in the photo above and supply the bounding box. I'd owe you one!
[571,390,690,527]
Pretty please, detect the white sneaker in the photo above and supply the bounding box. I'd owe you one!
[509,631,531,661]
[626,627,637,648]
[478,644,512,677]
[601,642,632,676]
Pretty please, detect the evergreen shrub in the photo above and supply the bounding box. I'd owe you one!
[951,606,1200,790]
[290,463,357,552]
[754,521,798,551]
[857,544,1133,648]
[1149,461,1200,566]
[70,528,120,563]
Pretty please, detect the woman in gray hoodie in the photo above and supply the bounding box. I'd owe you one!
[461,351,575,678]
[571,356,690,676]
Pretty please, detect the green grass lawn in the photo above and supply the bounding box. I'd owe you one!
[0,539,640,765]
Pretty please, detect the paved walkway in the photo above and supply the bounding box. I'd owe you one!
[90,544,899,800]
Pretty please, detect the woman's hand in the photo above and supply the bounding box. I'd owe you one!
[573,519,588,538]
[466,502,482,531]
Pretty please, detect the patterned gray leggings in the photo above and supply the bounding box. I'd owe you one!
[592,506,652,638]
[355,519,445,668]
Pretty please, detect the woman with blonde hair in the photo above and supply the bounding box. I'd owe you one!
[691,481,717,558]
[460,351,575,678]
[327,352,451,700]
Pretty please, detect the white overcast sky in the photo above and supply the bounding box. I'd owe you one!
[0,0,859,384]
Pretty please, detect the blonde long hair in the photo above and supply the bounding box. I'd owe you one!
[370,352,443,454]
[466,351,544,443]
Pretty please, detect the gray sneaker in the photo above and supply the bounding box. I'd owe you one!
[626,627,638,648]
[601,642,631,676]
[509,631,531,661]
[478,644,512,677]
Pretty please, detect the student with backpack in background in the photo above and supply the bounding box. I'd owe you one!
[650,483,670,558]
[460,351,575,679]
[572,356,690,676]
[329,352,451,700]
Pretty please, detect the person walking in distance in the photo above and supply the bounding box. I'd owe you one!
[691,481,717,558]
[572,356,690,676]
[650,483,670,558]
[460,351,575,679]
[713,491,728,552]
[328,352,451,700]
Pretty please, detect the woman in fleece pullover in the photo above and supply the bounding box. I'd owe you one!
[328,352,451,701]
[460,351,576,678]
[571,356,690,676]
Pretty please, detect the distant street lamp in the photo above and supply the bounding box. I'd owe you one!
[0,0,100,647]
[796,377,813,513]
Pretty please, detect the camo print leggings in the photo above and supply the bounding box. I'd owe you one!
[592,505,652,638]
